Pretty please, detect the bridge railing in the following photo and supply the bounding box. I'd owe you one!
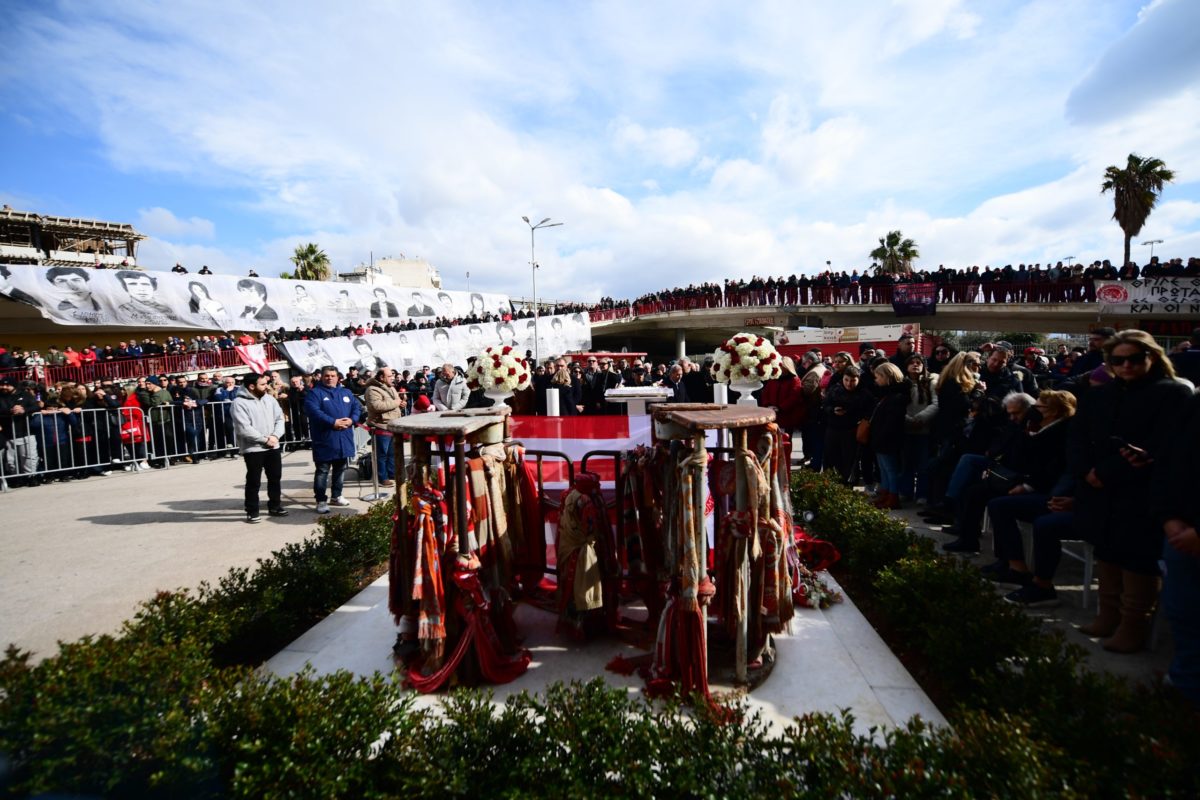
[589,279,1100,322]
[0,344,284,387]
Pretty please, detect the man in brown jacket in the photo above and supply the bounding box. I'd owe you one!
[365,367,403,486]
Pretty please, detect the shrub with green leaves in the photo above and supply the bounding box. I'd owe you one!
[791,469,932,580]
[2,473,1199,796]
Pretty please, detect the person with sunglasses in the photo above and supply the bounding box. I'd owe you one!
[927,344,955,375]
[1070,330,1192,653]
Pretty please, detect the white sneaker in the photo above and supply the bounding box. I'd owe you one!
[316,501,331,514]
[331,496,351,507]
[137,461,150,470]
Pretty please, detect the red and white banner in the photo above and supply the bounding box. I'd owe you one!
[234,344,271,374]
[509,415,716,552]
[509,415,652,484]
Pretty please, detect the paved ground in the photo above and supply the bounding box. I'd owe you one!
[0,450,384,660]
[895,501,1172,684]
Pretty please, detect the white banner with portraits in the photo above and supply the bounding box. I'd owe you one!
[276,312,592,375]
[0,264,510,332]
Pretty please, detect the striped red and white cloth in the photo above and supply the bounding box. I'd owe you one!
[508,415,653,485]
[509,415,715,554]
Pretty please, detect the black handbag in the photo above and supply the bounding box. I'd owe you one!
[983,462,1023,494]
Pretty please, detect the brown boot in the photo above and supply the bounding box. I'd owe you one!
[1078,561,1122,637]
[1103,571,1160,654]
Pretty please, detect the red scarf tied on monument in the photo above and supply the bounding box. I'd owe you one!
[556,471,619,639]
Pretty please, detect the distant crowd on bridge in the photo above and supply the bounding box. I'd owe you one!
[585,257,1200,319]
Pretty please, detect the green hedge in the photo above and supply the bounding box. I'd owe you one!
[792,469,1200,797]
[2,476,1198,797]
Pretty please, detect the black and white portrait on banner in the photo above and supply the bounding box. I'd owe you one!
[0,266,512,331]
[277,312,591,377]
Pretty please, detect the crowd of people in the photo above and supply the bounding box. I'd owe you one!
[759,326,1200,699]
[583,257,1200,318]
[3,315,1199,705]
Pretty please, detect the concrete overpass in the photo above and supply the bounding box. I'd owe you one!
[590,300,1172,356]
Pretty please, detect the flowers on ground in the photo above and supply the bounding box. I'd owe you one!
[711,332,783,384]
[468,346,532,392]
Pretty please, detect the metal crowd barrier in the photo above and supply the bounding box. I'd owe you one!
[0,406,150,490]
[0,399,314,491]
[142,398,312,467]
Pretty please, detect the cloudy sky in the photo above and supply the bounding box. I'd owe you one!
[2,0,1198,301]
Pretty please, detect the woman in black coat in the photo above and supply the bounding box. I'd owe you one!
[821,365,876,484]
[869,363,910,509]
[928,352,985,506]
[1070,330,1192,653]
[550,363,579,416]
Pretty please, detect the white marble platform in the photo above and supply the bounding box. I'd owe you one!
[266,572,946,737]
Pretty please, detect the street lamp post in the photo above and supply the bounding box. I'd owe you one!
[522,215,563,364]
[1142,239,1163,261]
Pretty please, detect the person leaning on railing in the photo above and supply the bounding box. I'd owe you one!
[0,376,41,484]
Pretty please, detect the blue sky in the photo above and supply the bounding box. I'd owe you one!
[2,0,1199,300]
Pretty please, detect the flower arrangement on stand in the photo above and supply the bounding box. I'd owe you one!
[467,345,532,405]
[710,332,784,405]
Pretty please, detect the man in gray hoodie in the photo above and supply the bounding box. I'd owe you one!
[232,372,288,523]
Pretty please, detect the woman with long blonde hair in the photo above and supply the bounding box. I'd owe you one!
[917,350,987,520]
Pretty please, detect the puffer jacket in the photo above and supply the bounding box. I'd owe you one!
[365,379,403,427]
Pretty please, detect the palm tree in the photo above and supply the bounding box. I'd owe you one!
[287,243,332,281]
[869,230,919,276]
[1101,153,1175,268]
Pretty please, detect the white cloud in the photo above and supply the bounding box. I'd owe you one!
[612,119,700,169]
[135,207,215,240]
[2,0,1197,303]
[1067,0,1200,123]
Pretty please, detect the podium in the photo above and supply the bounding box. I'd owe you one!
[604,386,673,416]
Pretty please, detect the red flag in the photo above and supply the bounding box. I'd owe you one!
[234,344,270,374]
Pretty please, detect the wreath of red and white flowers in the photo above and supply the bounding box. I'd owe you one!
[467,345,532,392]
[710,332,784,384]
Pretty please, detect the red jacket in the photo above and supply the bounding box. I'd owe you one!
[760,374,806,430]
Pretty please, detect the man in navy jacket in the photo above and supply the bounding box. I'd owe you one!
[304,365,363,513]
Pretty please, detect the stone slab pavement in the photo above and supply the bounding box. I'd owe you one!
[0,450,382,660]
[266,573,948,739]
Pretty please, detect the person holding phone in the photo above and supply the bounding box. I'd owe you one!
[1069,330,1192,653]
